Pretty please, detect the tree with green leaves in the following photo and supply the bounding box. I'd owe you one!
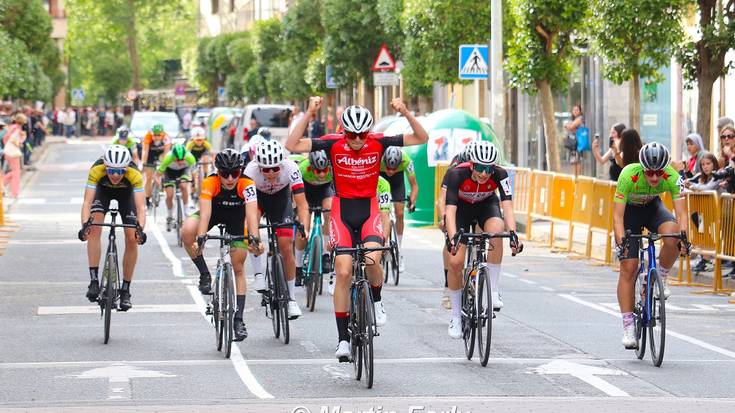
[677,0,735,140]
[281,0,325,100]
[592,0,686,131]
[506,0,589,172]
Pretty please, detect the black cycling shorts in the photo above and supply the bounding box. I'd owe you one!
[258,188,295,237]
[622,197,676,260]
[163,168,191,186]
[191,208,247,249]
[144,149,164,168]
[304,182,335,208]
[380,171,406,203]
[90,187,138,225]
[330,197,383,253]
[455,194,502,244]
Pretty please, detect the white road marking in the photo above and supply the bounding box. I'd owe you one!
[518,279,538,285]
[559,293,735,359]
[17,198,46,204]
[63,363,176,400]
[9,239,80,245]
[151,221,273,399]
[323,364,352,380]
[540,286,556,292]
[502,272,518,279]
[37,304,200,315]
[532,360,629,397]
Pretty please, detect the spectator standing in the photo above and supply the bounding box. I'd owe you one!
[682,132,705,177]
[684,152,721,273]
[592,122,626,181]
[246,117,259,140]
[97,107,106,136]
[56,108,66,137]
[34,110,47,147]
[289,105,304,134]
[80,108,89,136]
[105,109,115,135]
[182,110,192,135]
[64,107,76,139]
[3,114,27,198]
[564,104,584,176]
[308,112,325,139]
[718,125,735,168]
[619,128,644,167]
[115,107,124,129]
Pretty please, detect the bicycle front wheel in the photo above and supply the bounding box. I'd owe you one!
[350,284,362,381]
[390,240,399,286]
[274,255,290,344]
[223,263,235,358]
[361,282,375,389]
[306,238,321,312]
[175,196,183,247]
[649,269,666,367]
[461,270,477,360]
[101,253,116,344]
[634,271,646,360]
[266,261,280,339]
[476,267,493,366]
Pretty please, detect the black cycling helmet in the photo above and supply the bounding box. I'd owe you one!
[215,148,243,171]
[309,150,330,170]
[639,142,670,171]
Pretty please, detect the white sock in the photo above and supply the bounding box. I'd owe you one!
[295,248,304,267]
[167,208,173,218]
[287,279,296,300]
[322,236,328,253]
[398,234,403,248]
[251,252,265,275]
[487,263,501,295]
[449,289,462,318]
[659,266,671,279]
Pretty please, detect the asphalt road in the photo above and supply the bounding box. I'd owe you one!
[1,137,735,413]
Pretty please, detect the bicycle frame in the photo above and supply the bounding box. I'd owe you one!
[304,208,325,279]
[638,240,658,327]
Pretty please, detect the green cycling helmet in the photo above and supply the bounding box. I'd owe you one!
[152,123,164,134]
[172,144,186,160]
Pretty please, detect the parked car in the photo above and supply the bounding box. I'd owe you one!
[129,111,182,141]
[234,104,292,150]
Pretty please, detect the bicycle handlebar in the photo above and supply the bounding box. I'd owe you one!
[623,230,687,242]
[309,206,331,213]
[334,245,392,255]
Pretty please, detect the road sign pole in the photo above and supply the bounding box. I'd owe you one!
[491,0,506,144]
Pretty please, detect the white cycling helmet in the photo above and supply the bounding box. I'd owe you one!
[256,139,285,168]
[341,105,374,133]
[190,126,206,140]
[247,134,265,155]
[104,144,132,168]
[461,140,478,162]
[383,146,403,169]
[469,140,499,166]
[639,142,671,171]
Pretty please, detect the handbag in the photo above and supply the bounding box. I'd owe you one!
[3,128,23,158]
[563,134,577,151]
[576,126,590,152]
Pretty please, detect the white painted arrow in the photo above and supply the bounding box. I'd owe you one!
[531,360,629,397]
[66,363,176,399]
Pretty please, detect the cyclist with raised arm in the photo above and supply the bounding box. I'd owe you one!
[79,145,147,311]
[290,150,334,286]
[244,140,310,320]
[613,142,689,349]
[444,141,522,339]
[156,143,196,230]
[285,96,429,360]
[181,149,263,341]
[141,123,171,208]
[111,126,140,166]
[381,146,418,272]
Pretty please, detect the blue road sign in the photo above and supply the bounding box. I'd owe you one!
[71,88,85,102]
[458,45,489,80]
[326,65,337,89]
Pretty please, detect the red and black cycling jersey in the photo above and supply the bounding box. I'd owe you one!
[444,162,513,205]
[310,133,403,199]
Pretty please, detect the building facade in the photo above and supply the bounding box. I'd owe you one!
[198,0,291,37]
[45,0,67,109]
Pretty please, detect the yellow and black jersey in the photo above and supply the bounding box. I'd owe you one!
[86,158,144,192]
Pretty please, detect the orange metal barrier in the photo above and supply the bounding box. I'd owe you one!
[507,167,533,231]
[433,162,450,227]
[674,191,719,287]
[548,174,575,249]
[527,171,554,240]
[713,194,735,294]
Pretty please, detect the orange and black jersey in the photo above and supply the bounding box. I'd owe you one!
[200,175,257,209]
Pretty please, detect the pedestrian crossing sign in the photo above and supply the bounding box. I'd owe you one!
[458,45,489,80]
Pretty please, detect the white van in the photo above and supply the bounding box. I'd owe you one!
[234,104,292,149]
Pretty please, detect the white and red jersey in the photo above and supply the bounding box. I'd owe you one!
[243,159,305,195]
[444,162,513,205]
[311,133,403,199]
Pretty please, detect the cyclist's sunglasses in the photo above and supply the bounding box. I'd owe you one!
[106,167,126,176]
[644,169,665,177]
[314,167,329,174]
[473,164,493,174]
[260,166,281,173]
[344,131,369,141]
[218,168,241,179]
[721,133,735,140]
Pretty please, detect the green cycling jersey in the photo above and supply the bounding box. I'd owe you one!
[157,150,196,173]
[112,136,138,151]
[614,163,682,205]
[380,150,415,176]
[377,176,392,212]
[290,154,333,185]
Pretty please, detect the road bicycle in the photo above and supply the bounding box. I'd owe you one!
[382,210,400,286]
[149,161,162,221]
[303,206,330,311]
[198,225,249,358]
[165,177,189,247]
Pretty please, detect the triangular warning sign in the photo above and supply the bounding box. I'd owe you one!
[460,47,488,76]
[372,44,396,71]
